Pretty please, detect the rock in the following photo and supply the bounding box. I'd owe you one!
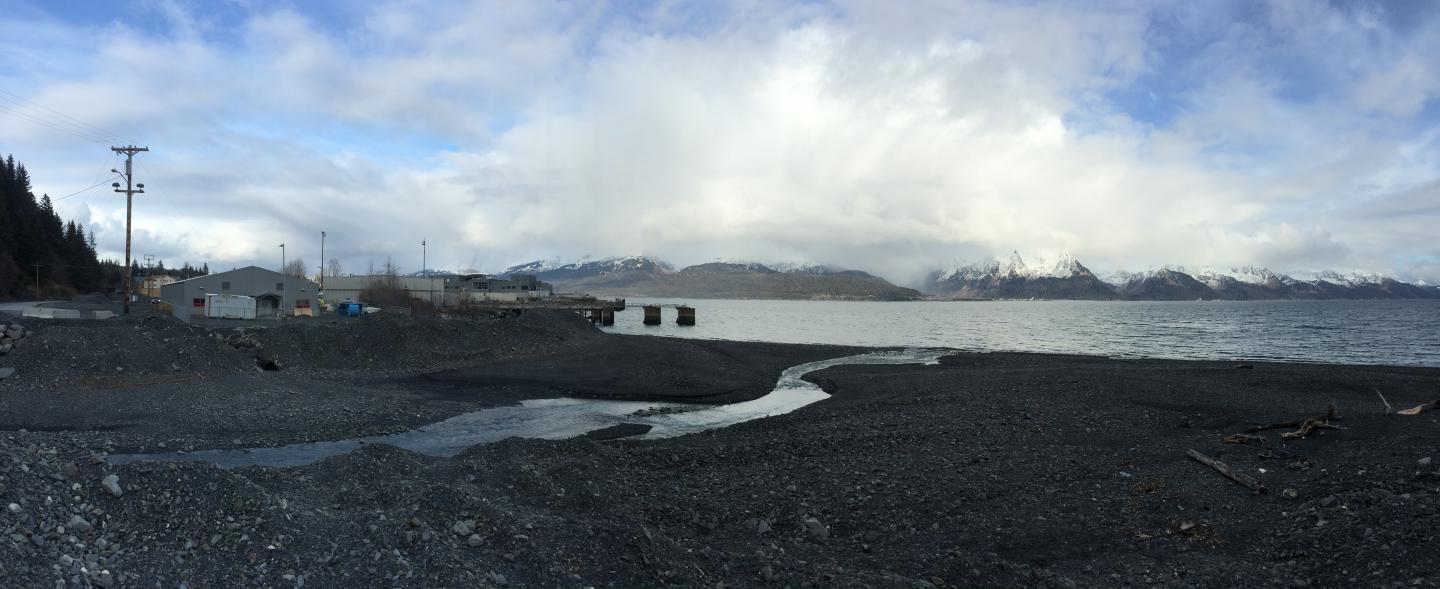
[762,565,777,581]
[0,367,14,379]
[1319,495,1336,507]
[1282,488,1298,499]
[100,474,123,497]
[466,534,483,548]
[450,519,475,536]
[1421,457,1433,467]
[67,515,92,533]
[755,519,772,535]
[802,516,829,539]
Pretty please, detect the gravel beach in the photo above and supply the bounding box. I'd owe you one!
[1,310,1437,587]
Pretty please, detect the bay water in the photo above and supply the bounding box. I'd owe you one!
[602,299,1440,367]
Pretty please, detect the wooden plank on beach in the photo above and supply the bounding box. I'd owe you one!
[1186,449,1267,494]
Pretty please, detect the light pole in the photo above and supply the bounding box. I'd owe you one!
[319,231,326,297]
[421,240,429,306]
[279,243,286,319]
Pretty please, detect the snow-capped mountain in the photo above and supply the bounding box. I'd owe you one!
[933,251,1094,283]
[926,254,1440,300]
[501,258,566,275]
[1112,268,1215,300]
[502,255,675,281]
[499,255,917,300]
[928,252,1113,299]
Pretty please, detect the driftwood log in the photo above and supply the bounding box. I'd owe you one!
[1247,404,1342,439]
[1186,449,1267,494]
[1374,388,1394,414]
[1396,399,1439,416]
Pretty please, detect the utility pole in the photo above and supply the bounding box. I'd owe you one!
[111,145,148,314]
[279,243,286,319]
[143,254,154,299]
[319,231,326,296]
[421,240,429,306]
[33,264,41,300]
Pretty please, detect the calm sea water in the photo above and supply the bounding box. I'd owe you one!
[601,299,1440,367]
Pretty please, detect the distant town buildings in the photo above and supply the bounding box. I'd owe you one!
[137,274,176,298]
[156,265,554,321]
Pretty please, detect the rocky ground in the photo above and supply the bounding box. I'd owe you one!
[1,308,1437,587]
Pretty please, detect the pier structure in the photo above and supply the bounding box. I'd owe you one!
[642,304,696,326]
[449,297,692,325]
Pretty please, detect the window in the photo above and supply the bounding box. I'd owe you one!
[221,281,231,290]
[193,298,204,307]
[296,299,310,308]
[521,285,529,290]
[276,282,284,291]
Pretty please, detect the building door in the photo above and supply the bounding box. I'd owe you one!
[255,295,280,318]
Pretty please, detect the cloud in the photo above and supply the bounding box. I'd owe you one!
[1,0,1438,286]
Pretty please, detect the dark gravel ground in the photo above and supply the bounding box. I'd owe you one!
[0,311,850,455]
[2,313,1438,588]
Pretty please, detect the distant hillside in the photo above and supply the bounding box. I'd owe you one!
[926,252,1440,301]
[503,257,920,300]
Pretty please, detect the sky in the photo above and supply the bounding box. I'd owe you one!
[1,0,1438,286]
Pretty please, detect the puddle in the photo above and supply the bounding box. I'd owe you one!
[109,348,949,468]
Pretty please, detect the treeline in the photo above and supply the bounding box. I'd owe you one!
[0,154,208,300]
[0,154,110,299]
[140,259,210,280]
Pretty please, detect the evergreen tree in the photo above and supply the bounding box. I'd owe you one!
[0,154,110,298]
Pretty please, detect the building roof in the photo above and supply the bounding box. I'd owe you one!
[165,265,268,285]
[165,265,317,288]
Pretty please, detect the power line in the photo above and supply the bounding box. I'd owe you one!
[0,101,119,145]
[0,95,122,144]
[0,88,130,143]
[0,102,116,145]
[55,174,124,201]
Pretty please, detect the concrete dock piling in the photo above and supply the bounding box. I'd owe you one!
[676,305,695,326]
[601,309,615,326]
[643,305,662,325]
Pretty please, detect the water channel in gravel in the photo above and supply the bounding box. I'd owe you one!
[109,348,949,469]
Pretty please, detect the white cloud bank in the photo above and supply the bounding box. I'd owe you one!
[2,0,1439,285]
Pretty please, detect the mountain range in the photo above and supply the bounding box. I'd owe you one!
[928,252,1440,300]
[500,253,1440,301]
[501,256,920,300]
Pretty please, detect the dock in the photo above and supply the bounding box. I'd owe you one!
[446,297,695,326]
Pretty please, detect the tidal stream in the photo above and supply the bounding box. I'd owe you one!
[109,348,949,469]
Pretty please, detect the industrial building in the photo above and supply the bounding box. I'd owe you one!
[160,266,320,320]
[321,273,554,306]
[322,275,455,306]
[453,274,554,302]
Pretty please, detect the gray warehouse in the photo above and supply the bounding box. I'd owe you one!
[160,266,320,320]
